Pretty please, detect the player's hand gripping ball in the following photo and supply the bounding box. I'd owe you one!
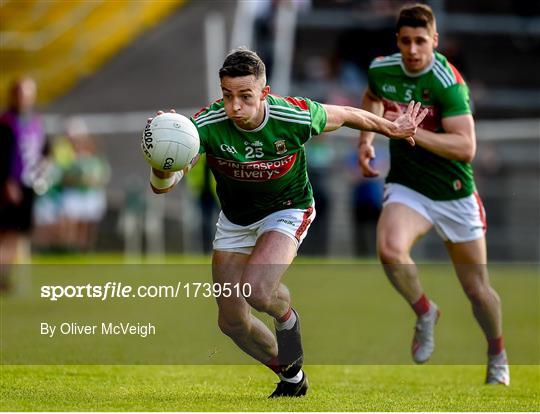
[141,112,199,172]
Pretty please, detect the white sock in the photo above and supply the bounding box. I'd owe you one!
[489,350,508,363]
[279,369,303,384]
[275,309,297,331]
[420,301,437,319]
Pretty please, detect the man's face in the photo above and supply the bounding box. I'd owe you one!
[397,26,438,73]
[10,78,37,113]
[221,75,269,129]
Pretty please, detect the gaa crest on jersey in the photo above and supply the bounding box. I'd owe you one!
[274,139,287,155]
[382,84,397,93]
[422,89,430,101]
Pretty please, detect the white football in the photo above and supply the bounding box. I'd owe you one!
[141,112,200,172]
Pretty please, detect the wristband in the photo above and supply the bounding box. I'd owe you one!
[149,169,183,190]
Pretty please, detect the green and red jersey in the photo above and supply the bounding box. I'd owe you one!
[368,51,475,200]
[191,94,327,225]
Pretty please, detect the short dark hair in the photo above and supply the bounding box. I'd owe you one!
[219,47,266,80]
[396,3,436,35]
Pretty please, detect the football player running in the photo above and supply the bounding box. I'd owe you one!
[148,47,426,397]
[358,4,509,385]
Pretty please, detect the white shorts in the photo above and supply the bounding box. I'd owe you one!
[213,206,316,255]
[383,183,486,243]
[61,189,107,222]
[34,194,61,225]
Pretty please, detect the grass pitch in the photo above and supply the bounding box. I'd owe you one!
[1,254,539,411]
[1,365,539,411]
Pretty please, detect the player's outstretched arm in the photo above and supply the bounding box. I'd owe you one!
[322,101,427,146]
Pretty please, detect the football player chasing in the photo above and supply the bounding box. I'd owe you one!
[358,4,509,385]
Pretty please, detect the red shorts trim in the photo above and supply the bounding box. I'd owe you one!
[294,206,314,241]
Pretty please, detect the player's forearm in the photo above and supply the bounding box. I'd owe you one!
[358,91,384,145]
[344,107,397,136]
[414,128,476,162]
[149,168,182,194]
[324,104,396,137]
[149,155,198,194]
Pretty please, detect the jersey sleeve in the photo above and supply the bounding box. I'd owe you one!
[438,83,472,118]
[367,61,383,98]
[282,96,327,144]
[305,97,327,137]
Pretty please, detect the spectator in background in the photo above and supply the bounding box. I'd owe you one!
[253,0,275,78]
[58,118,110,252]
[253,0,313,81]
[185,155,219,254]
[302,135,335,255]
[347,142,388,257]
[0,77,48,292]
[32,125,75,251]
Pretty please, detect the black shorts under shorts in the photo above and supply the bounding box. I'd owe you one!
[0,185,35,233]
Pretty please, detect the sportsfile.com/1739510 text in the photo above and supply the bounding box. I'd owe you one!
[40,282,252,301]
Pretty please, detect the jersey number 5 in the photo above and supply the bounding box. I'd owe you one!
[404,89,412,101]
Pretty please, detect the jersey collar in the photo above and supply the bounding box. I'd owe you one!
[232,100,269,133]
[400,53,435,78]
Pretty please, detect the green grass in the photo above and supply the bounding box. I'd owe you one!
[1,254,539,410]
[1,365,539,411]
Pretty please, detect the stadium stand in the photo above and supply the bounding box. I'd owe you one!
[0,0,184,107]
